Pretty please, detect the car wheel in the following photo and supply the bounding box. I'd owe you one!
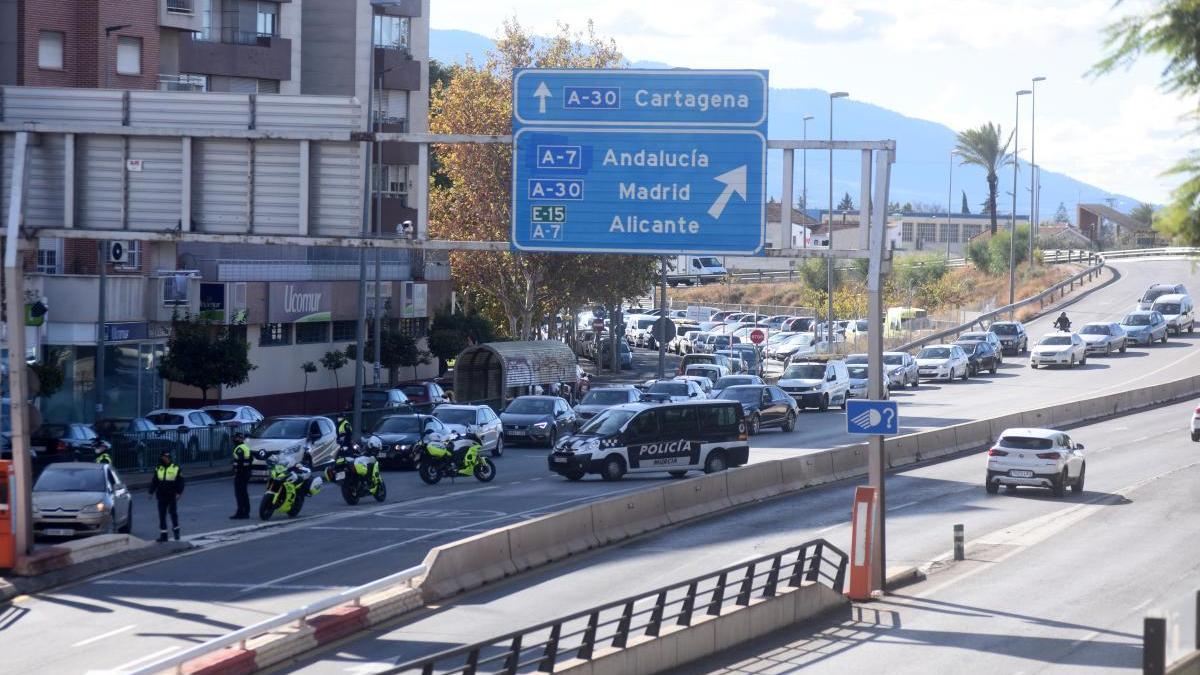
[818,395,829,412]
[186,438,199,459]
[1052,469,1067,498]
[1030,363,1038,369]
[492,435,504,458]
[546,428,557,448]
[839,395,847,410]
[1069,355,1076,367]
[1080,355,1087,366]
[969,364,978,376]
[118,503,132,534]
[1072,464,1086,494]
[910,375,919,389]
[1162,332,1169,343]
[600,455,626,481]
[1120,341,1127,353]
[782,411,796,433]
[960,366,969,381]
[1189,322,1194,334]
[985,479,999,495]
[704,450,728,474]
[748,414,761,435]
[990,364,998,375]
[1192,430,1200,442]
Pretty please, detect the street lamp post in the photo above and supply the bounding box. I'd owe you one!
[1009,89,1032,311]
[828,92,848,346]
[947,149,958,260]
[1029,76,1046,266]
[803,114,814,248]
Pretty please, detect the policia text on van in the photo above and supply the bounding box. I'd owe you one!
[547,400,749,481]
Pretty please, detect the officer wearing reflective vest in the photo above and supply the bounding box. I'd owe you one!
[230,432,252,519]
[148,451,185,542]
[337,417,352,445]
[94,449,113,465]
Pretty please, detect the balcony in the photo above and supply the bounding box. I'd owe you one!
[374,48,421,90]
[373,195,418,236]
[375,0,422,17]
[159,0,203,31]
[379,122,418,164]
[180,33,292,81]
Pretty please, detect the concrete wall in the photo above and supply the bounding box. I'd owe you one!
[280,0,302,94]
[299,0,359,98]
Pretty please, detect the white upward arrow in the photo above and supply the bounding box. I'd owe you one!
[534,82,552,114]
[707,165,748,220]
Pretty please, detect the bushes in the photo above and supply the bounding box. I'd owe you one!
[967,225,1032,275]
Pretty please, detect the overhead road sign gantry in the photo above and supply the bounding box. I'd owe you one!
[512,68,768,256]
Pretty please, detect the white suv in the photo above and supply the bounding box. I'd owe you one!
[985,427,1086,497]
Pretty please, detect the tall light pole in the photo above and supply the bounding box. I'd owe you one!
[1029,76,1046,265]
[1009,89,1031,310]
[828,92,848,346]
[802,114,814,248]
[947,149,958,259]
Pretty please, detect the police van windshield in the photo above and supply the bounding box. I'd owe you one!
[580,409,636,435]
[1153,302,1181,314]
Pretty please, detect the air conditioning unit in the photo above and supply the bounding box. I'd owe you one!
[107,241,132,264]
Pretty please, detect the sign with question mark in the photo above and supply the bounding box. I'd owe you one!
[846,399,899,435]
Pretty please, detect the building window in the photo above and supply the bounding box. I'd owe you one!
[199,0,213,40]
[295,322,330,344]
[38,31,64,70]
[166,0,194,15]
[332,320,358,342]
[159,73,208,91]
[917,223,936,242]
[396,318,428,338]
[373,15,410,50]
[963,224,983,240]
[36,238,61,274]
[939,223,959,243]
[374,89,408,127]
[117,36,142,75]
[260,323,292,346]
[376,165,408,197]
[901,222,914,243]
[256,1,279,36]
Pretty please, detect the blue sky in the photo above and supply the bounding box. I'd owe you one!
[431,0,1190,205]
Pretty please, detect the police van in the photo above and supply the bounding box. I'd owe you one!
[547,400,749,481]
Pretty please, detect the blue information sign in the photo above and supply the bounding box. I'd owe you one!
[846,400,900,435]
[512,68,768,255]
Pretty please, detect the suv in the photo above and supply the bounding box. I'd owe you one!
[1150,293,1195,335]
[988,321,1028,354]
[1138,282,1188,310]
[359,388,414,411]
[247,416,339,479]
[777,359,850,411]
[548,400,749,481]
[985,427,1085,497]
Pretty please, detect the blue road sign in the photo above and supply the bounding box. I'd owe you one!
[846,400,900,435]
[512,68,768,255]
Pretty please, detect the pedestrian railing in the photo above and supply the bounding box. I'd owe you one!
[380,539,847,675]
[103,425,250,472]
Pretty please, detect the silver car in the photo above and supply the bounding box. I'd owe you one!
[33,462,133,538]
[1078,322,1127,355]
[432,404,505,456]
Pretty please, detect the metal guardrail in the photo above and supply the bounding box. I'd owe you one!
[129,564,427,675]
[382,539,847,675]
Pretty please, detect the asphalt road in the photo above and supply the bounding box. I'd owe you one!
[287,396,1200,673]
[2,258,1196,674]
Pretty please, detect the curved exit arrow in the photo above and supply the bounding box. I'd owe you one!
[707,165,747,220]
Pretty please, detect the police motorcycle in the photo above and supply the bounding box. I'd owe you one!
[415,425,496,484]
[325,435,388,505]
[258,444,324,521]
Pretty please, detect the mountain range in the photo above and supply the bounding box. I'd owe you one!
[430,29,1141,223]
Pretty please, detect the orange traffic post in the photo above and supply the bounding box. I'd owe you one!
[0,460,13,570]
[846,485,878,601]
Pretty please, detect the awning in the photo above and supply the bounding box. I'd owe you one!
[453,340,578,406]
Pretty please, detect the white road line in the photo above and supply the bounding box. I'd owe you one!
[92,580,341,591]
[72,624,137,648]
[888,501,919,511]
[109,646,180,672]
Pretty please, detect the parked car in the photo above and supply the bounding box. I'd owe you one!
[431,404,504,456]
[780,317,817,333]
[146,408,229,457]
[915,345,970,382]
[1150,293,1195,335]
[94,417,182,464]
[202,404,265,428]
[957,331,1004,363]
[845,363,889,401]
[725,344,762,375]
[399,382,451,407]
[501,396,577,447]
[1119,310,1169,346]
[573,386,642,423]
[30,423,108,467]
[956,340,1001,375]
[1029,332,1088,368]
[985,427,1085,497]
[369,414,445,468]
[1078,322,1127,355]
[32,462,132,537]
[882,351,919,388]
[670,330,701,354]
[246,415,339,479]
[714,384,798,434]
[1138,282,1188,310]
[359,387,414,411]
[777,359,851,411]
[643,379,707,403]
[989,321,1029,354]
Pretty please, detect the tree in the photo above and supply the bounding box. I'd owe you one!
[320,350,348,408]
[300,361,317,413]
[1054,202,1070,224]
[427,309,496,373]
[960,190,971,214]
[1092,1,1200,244]
[955,123,1013,235]
[158,313,255,403]
[345,330,430,383]
[29,358,64,397]
[837,192,855,211]
[1131,202,1156,227]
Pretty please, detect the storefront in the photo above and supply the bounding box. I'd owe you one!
[39,321,167,424]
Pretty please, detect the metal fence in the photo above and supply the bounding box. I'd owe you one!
[383,539,847,674]
[106,424,251,472]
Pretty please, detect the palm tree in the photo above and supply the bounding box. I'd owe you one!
[955,123,1013,235]
[300,361,317,413]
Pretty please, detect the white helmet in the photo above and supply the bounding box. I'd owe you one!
[363,435,383,452]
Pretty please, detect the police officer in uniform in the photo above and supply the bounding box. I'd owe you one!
[337,416,352,445]
[148,451,185,542]
[230,432,252,519]
[94,448,113,465]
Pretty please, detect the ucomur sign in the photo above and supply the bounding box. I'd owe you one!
[268,282,331,323]
[629,439,700,468]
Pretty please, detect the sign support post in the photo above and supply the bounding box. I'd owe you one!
[866,149,894,594]
[657,257,667,380]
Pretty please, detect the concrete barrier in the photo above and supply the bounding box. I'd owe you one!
[506,504,599,573]
[591,487,670,546]
[725,461,786,506]
[419,529,516,602]
[831,443,869,480]
[916,427,958,461]
[1020,406,1053,429]
[884,434,920,468]
[1054,400,1084,427]
[953,420,993,453]
[1078,393,1119,421]
[782,451,837,489]
[663,473,731,523]
[988,412,1025,441]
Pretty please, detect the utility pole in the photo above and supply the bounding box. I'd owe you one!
[657,257,667,379]
[1009,89,1031,312]
[353,8,379,439]
[828,92,849,346]
[802,114,813,248]
[1029,76,1046,266]
[372,67,384,387]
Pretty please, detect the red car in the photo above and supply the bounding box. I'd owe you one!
[398,382,451,406]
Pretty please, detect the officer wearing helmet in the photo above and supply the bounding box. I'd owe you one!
[230,431,252,519]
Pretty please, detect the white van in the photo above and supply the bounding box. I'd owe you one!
[776,359,851,411]
[1150,294,1195,335]
[667,256,728,286]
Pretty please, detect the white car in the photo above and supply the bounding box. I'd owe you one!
[145,408,230,456]
[915,344,970,382]
[1029,332,1087,368]
[644,379,707,402]
[985,427,1086,497]
[202,404,265,428]
[676,374,718,397]
[432,404,505,457]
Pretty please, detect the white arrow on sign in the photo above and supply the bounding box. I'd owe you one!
[534,81,552,114]
[707,165,748,220]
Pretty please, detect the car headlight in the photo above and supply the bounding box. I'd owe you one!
[81,502,106,513]
[534,422,549,429]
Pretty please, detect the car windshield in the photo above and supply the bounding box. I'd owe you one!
[432,409,474,425]
[580,409,636,435]
[374,416,422,433]
[918,347,951,359]
[581,390,632,405]
[363,391,391,404]
[845,354,868,364]
[1040,336,1072,345]
[784,334,814,346]
[990,323,1018,335]
[506,399,554,415]
[961,333,987,341]
[35,467,106,492]
[205,409,238,422]
[698,256,721,267]
[251,419,309,439]
[999,436,1054,450]
[1143,288,1174,303]
[401,386,429,398]
[882,354,904,366]
[1080,324,1110,335]
[782,364,826,379]
[847,365,868,379]
[1154,303,1181,315]
[1123,314,1152,326]
[94,419,132,434]
[33,424,70,439]
[146,413,185,427]
[649,381,688,396]
[718,387,762,404]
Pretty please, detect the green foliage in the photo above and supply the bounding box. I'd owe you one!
[301,361,318,374]
[837,192,855,211]
[158,313,255,402]
[320,350,347,373]
[961,190,971,214]
[29,359,64,397]
[955,122,1013,235]
[966,225,1032,275]
[797,258,837,291]
[894,254,949,291]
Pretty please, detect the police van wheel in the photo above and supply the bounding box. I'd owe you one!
[563,469,586,481]
[601,455,626,481]
[818,395,829,412]
[704,451,728,474]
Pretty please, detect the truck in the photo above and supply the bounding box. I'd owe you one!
[666,255,728,286]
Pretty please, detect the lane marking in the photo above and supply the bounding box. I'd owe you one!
[107,645,180,672]
[888,501,919,511]
[72,624,137,648]
[92,580,342,591]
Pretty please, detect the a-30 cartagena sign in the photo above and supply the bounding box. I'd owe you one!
[511,69,768,256]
